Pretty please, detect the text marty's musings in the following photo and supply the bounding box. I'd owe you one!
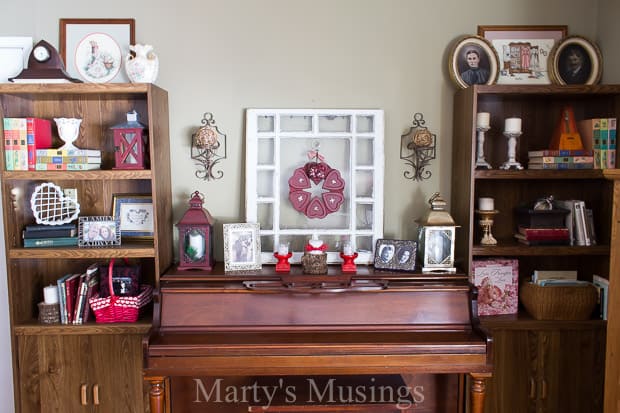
[192,377,425,409]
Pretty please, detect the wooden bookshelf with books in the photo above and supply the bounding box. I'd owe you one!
[0,83,172,413]
[452,85,619,412]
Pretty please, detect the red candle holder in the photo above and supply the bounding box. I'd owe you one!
[339,252,358,273]
[274,252,293,272]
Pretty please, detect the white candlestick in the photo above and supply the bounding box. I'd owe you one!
[476,112,490,129]
[277,243,289,255]
[479,197,495,211]
[43,285,59,304]
[504,117,522,133]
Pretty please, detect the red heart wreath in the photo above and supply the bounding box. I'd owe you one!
[288,160,345,219]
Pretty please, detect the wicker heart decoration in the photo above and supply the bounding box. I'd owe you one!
[30,182,80,225]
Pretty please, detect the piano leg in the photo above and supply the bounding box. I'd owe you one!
[469,373,491,413]
[146,376,166,413]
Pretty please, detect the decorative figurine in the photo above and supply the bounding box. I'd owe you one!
[274,243,292,273]
[339,242,358,273]
[125,44,159,83]
[302,234,328,274]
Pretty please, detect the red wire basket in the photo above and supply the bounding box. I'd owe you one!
[89,259,153,323]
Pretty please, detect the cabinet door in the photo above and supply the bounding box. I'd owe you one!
[18,334,144,413]
[538,328,605,413]
[484,330,536,413]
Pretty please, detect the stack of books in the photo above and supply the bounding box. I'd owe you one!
[577,117,617,169]
[527,149,594,170]
[3,117,53,171]
[35,148,102,171]
[23,223,78,248]
[56,263,100,324]
[554,199,596,246]
[514,226,570,246]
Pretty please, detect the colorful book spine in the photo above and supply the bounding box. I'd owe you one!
[517,227,569,240]
[607,118,617,168]
[527,162,594,170]
[528,156,594,164]
[3,118,15,171]
[23,237,79,248]
[600,118,609,170]
[23,228,77,239]
[35,148,101,157]
[3,118,28,171]
[35,163,101,171]
[527,149,593,157]
[36,155,102,164]
[56,274,71,324]
[26,118,53,171]
[576,119,602,168]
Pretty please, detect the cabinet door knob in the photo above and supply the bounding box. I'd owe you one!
[529,377,536,399]
[93,384,100,405]
[541,379,547,400]
[80,384,87,406]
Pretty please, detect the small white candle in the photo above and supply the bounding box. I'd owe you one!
[277,243,289,255]
[343,242,353,256]
[504,117,522,133]
[43,285,59,304]
[478,197,495,211]
[476,112,490,128]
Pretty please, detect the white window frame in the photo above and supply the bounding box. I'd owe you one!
[246,108,384,265]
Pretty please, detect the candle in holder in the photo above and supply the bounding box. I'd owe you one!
[277,243,289,256]
[43,285,59,304]
[343,242,354,256]
[504,117,522,133]
[476,112,490,129]
[478,197,495,211]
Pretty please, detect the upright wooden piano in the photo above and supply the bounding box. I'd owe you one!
[144,264,492,412]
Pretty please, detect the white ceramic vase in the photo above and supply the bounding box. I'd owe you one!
[54,118,82,151]
[125,44,159,83]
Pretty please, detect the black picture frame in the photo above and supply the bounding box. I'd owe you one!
[373,239,417,272]
[549,35,602,85]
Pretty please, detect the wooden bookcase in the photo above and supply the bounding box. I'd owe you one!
[451,84,620,412]
[0,83,173,413]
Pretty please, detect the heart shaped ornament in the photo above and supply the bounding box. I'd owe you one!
[322,192,344,212]
[306,197,328,219]
[289,190,311,212]
[30,182,80,225]
[288,167,311,190]
[304,162,331,185]
[322,169,345,191]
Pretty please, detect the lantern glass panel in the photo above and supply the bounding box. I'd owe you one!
[184,228,206,262]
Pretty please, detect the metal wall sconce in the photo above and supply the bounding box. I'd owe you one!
[400,112,436,181]
[191,112,227,181]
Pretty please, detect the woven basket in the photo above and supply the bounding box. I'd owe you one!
[89,259,153,323]
[520,282,598,320]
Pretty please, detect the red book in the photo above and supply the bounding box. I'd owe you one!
[26,118,52,171]
[63,273,81,324]
[517,227,570,240]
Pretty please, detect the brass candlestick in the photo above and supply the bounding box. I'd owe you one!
[476,209,499,245]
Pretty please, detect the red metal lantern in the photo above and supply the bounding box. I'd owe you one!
[177,191,215,271]
[111,110,147,169]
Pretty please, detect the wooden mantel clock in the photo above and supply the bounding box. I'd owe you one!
[9,40,81,83]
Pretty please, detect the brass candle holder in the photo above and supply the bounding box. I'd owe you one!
[475,209,499,245]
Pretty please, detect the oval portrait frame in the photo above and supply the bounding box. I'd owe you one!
[448,35,499,89]
[549,35,602,86]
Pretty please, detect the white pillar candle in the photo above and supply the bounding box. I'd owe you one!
[43,285,59,304]
[277,243,289,255]
[478,197,495,211]
[343,242,353,256]
[504,117,522,133]
[476,112,490,128]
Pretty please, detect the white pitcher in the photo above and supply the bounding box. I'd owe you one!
[125,44,159,83]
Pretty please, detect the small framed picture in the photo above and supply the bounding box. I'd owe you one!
[478,25,567,84]
[549,35,602,86]
[78,216,121,247]
[374,239,418,272]
[448,35,499,89]
[223,223,262,272]
[0,36,32,83]
[59,18,135,83]
[112,194,154,240]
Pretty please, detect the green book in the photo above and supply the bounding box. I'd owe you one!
[24,236,78,248]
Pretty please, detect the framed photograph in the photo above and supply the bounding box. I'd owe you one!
[78,216,121,247]
[223,223,262,271]
[448,35,499,89]
[549,35,602,86]
[374,239,417,272]
[478,25,567,85]
[420,226,456,273]
[0,37,32,83]
[59,18,135,83]
[112,194,154,240]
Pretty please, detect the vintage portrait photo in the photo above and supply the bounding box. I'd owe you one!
[449,35,499,89]
[374,239,417,272]
[223,223,262,271]
[78,216,121,247]
[420,226,455,272]
[550,36,602,85]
